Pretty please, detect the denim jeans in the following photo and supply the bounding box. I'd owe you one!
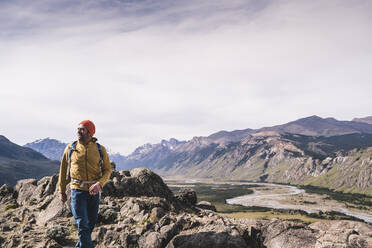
[70,189,100,248]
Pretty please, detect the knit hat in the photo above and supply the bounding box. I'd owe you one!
[79,120,95,136]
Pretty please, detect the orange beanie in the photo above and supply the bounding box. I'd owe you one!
[79,120,95,136]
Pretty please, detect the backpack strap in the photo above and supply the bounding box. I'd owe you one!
[96,143,104,177]
[66,141,77,182]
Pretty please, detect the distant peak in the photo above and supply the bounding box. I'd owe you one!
[352,116,372,124]
[302,115,322,120]
[0,135,10,142]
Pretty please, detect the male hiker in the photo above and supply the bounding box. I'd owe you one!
[58,120,112,248]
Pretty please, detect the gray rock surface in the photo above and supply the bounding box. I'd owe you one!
[102,168,175,201]
[196,201,217,211]
[175,188,197,206]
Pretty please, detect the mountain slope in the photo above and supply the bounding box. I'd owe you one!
[353,116,372,124]
[120,131,372,195]
[0,135,59,186]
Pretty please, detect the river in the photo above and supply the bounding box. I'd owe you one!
[225,183,372,223]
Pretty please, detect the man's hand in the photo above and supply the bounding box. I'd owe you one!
[60,193,67,203]
[89,183,101,195]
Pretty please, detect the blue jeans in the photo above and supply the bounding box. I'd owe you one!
[70,189,100,248]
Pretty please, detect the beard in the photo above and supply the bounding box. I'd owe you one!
[78,132,90,142]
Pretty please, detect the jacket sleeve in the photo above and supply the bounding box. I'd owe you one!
[58,145,70,194]
[98,145,112,188]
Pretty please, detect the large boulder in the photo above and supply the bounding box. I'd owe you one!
[261,220,317,248]
[166,225,249,248]
[0,184,17,205]
[196,201,217,212]
[102,168,174,200]
[34,176,71,226]
[15,178,37,205]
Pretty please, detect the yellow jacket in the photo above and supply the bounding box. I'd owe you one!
[58,138,112,193]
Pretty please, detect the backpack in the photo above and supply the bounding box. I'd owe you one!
[66,141,104,182]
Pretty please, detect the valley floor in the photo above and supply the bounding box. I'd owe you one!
[165,178,372,223]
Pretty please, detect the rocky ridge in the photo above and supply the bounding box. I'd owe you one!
[0,168,371,248]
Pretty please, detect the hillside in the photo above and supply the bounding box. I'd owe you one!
[148,132,372,195]
[353,116,372,124]
[0,135,59,186]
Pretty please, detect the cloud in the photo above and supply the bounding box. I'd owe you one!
[0,0,371,154]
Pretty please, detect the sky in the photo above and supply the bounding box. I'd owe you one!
[0,0,371,155]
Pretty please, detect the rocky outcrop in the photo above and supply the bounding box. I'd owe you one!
[0,169,371,248]
[102,168,175,200]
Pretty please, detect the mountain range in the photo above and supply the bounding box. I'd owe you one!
[3,115,372,195]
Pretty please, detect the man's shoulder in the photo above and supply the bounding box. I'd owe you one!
[63,141,77,151]
[96,142,107,152]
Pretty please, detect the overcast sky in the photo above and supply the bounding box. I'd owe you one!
[0,0,371,154]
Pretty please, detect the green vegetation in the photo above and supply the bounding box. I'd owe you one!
[169,183,259,213]
[3,203,18,211]
[300,185,372,207]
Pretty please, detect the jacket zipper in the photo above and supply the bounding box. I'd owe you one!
[85,146,89,182]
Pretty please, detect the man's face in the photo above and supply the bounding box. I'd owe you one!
[77,124,90,140]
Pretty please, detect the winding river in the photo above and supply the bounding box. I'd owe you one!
[225,183,372,223]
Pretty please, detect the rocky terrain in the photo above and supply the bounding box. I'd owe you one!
[0,168,371,248]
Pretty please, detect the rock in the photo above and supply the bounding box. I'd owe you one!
[102,168,174,201]
[120,233,140,247]
[119,197,172,222]
[196,201,217,211]
[310,220,372,248]
[98,205,118,224]
[35,186,71,225]
[151,207,166,221]
[15,179,37,205]
[101,229,121,246]
[176,188,197,206]
[92,226,107,243]
[110,161,116,171]
[3,236,20,248]
[46,225,69,245]
[0,185,16,205]
[261,219,317,248]
[138,231,163,248]
[166,225,249,248]
[44,239,63,248]
[33,175,59,201]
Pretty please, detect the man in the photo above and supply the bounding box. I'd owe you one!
[58,120,112,248]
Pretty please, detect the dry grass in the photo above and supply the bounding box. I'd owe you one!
[220,211,324,223]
